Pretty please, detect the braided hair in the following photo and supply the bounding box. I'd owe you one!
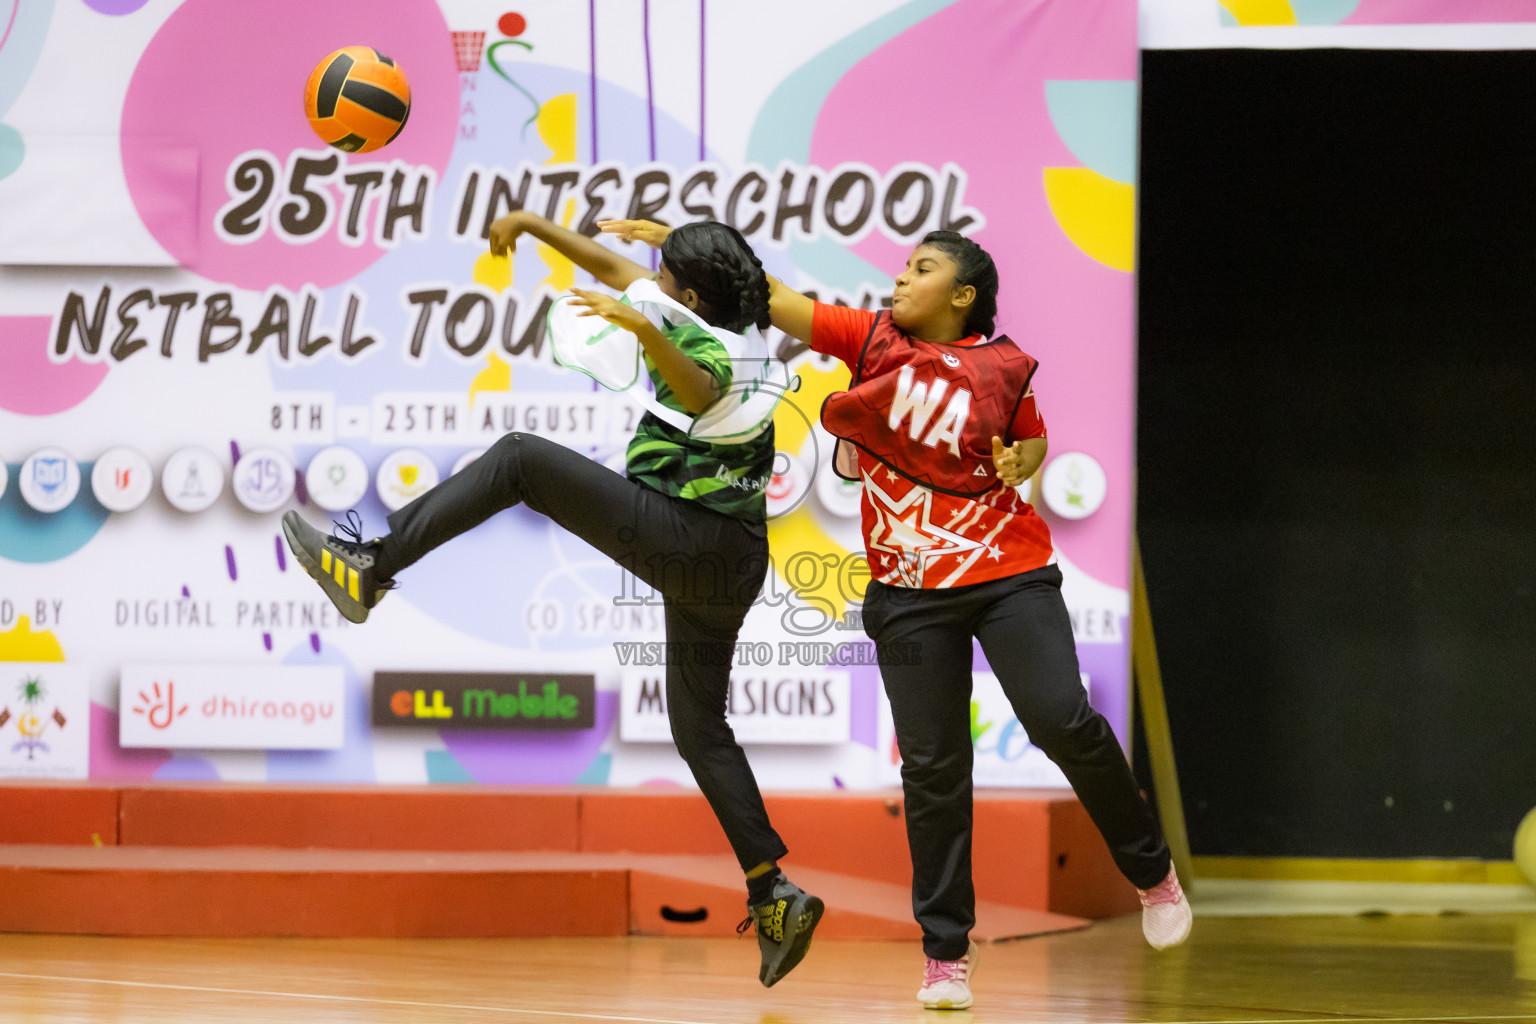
[918,230,999,338]
[659,221,772,334]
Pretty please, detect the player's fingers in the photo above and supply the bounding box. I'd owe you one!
[991,435,1005,458]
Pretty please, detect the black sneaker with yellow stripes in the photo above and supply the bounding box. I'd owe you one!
[737,876,824,987]
[281,510,393,624]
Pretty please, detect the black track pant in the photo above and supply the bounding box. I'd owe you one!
[378,431,788,872]
[862,564,1170,960]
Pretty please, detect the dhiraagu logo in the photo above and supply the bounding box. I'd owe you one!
[374,672,596,731]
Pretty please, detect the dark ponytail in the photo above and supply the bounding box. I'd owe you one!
[659,221,772,334]
[919,230,998,337]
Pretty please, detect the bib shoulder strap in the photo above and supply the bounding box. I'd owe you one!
[850,310,888,386]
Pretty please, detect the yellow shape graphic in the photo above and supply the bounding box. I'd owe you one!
[535,93,579,290]
[1218,0,1298,25]
[399,465,418,487]
[537,240,576,291]
[473,250,512,293]
[0,616,65,662]
[1043,167,1136,272]
[766,359,865,618]
[773,359,845,453]
[469,352,512,409]
[468,252,514,409]
[537,93,578,163]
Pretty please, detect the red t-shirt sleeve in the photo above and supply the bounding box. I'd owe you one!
[809,302,879,369]
[1008,384,1047,442]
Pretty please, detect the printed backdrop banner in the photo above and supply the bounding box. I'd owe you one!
[0,0,1137,789]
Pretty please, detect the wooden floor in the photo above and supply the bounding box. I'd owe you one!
[0,913,1534,1023]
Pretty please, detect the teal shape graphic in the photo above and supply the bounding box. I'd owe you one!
[425,749,476,783]
[0,463,111,564]
[1044,81,1138,186]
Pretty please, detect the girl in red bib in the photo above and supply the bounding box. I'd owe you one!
[767,230,1191,1010]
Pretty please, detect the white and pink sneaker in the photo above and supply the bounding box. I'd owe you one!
[917,939,978,1010]
[1138,863,1192,949]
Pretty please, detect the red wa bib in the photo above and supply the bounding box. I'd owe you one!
[820,312,1038,498]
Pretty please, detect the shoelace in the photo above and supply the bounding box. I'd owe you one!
[1139,871,1184,907]
[923,956,969,987]
[328,510,398,589]
[330,510,368,553]
[736,899,775,937]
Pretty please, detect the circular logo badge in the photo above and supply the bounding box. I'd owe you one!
[19,448,81,513]
[1040,452,1107,520]
[161,446,226,513]
[232,446,296,513]
[376,448,439,512]
[451,448,488,476]
[765,451,811,519]
[305,446,370,512]
[815,466,864,519]
[91,447,154,513]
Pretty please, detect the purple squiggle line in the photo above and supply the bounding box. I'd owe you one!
[643,0,656,163]
[643,0,657,270]
[588,0,599,162]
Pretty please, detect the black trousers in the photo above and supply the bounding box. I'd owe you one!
[380,431,788,872]
[862,564,1170,960]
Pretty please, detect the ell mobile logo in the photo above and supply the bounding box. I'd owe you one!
[372,671,596,731]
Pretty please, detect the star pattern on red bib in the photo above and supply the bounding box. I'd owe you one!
[862,471,983,587]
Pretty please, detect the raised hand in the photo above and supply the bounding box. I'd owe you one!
[597,219,672,249]
[569,287,646,332]
[487,211,531,257]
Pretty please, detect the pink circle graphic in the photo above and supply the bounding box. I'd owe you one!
[120,0,457,291]
[0,316,109,415]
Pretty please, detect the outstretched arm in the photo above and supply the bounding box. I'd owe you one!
[568,288,721,415]
[766,276,815,344]
[604,220,819,349]
[488,211,652,291]
[603,221,817,344]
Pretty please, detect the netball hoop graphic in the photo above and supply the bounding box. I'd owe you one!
[451,30,486,73]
